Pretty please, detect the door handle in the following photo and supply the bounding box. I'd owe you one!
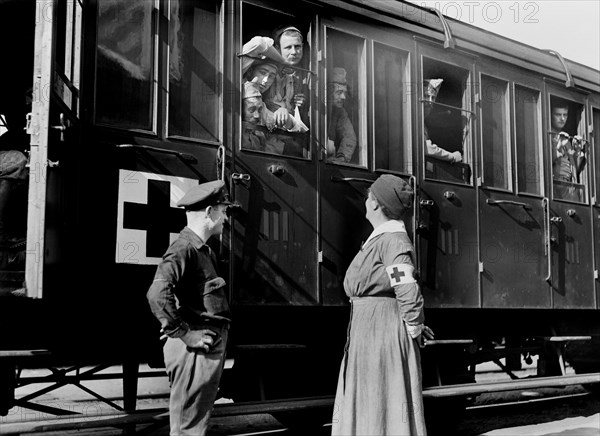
[50,113,69,142]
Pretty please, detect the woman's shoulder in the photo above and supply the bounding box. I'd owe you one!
[375,231,414,253]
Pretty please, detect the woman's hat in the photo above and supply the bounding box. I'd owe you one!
[370,174,413,216]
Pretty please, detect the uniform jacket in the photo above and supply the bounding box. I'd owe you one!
[327,106,357,163]
[147,227,231,337]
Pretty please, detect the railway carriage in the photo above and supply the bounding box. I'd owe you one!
[1,0,599,427]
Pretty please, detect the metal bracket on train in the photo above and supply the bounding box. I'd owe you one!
[427,7,456,49]
[115,144,197,163]
[546,50,575,88]
[232,173,251,183]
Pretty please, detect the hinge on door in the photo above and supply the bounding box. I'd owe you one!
[476,177,482,187]
[479,261,484,273]
[474,92,480,104]
[317,50,322,62]
[317,251,323,263]
[595,270,599,280]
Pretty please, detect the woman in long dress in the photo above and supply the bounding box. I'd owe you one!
[332,174,434,436]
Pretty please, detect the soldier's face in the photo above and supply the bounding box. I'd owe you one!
[210,204,229,235]
[551,107,568,131]
[329,84,347,108]
[279,34,303,65]
[243,97,263,123]
[250,64,277,92]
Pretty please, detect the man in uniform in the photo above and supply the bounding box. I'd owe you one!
[326,67,357,163]
[550,101,586,201]
[242,81,305,154]
[146,180,236,436]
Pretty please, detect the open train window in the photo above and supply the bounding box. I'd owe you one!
[325,28,367,167]
[549,95,588,203]
[95,0,156,131]
[515,85,542,195]
[240,3,311,158]
[594,108,600,205]
[421,58,472,184]
[168,0,221,142]
[373,43,411,174]
[480,75,510,190]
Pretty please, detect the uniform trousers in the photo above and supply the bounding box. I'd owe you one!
[163,325,228,436]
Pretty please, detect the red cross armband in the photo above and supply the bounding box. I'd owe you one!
[385,263,416,287]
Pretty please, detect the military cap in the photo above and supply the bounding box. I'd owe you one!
[177,180,234,211]
[243,81,262,100]
[423,78,443,102]
[370,174,413,217]
[329,67,348,85]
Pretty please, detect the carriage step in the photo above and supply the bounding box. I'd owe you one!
[423,372,600,398]
[542,336,591,342]
[425,339,474,346]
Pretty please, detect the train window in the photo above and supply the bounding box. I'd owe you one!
[515,85,542,195]
[168,0,220,142]
[422,58,472,184]
[95,0,155,131]
[240,4,311,158]
[594,108,600,204]
[326,28,367,167]
[373,43,411,174]
[480,75,510,190]
[549,96,588,203]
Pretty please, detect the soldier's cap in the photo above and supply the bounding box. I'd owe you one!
[329,67,348,86]
[177,180,234,211]
[272,25,303,44]
[243,81,263,100]
[423,78,443,102]
[370,174,413,216]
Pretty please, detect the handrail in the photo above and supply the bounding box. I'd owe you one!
[330,176,374,184]
[419,99,476,116]
[542,197,552,283]
[116,144,197,163]
[546,50,575,88]
[485,199,532,210]
[409,175,417,246]
[427,7,456,49]
[236,53,316,76]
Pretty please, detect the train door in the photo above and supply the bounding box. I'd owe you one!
[545,84,595,308]
[416,42,479,307]
[590,97,600,308]
[232,2,319,306]
[475,63,549,308]
[26,0,83,298]
[318,18,414,305]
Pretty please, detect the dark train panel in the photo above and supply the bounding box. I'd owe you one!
[1,0,599,419]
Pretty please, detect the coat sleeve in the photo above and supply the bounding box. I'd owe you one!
[146,244,191,338]
[382,239,425,326]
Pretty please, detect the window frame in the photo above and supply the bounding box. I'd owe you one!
[545,82,590,204]
[478,72,512,192]
[417,40,476,186]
